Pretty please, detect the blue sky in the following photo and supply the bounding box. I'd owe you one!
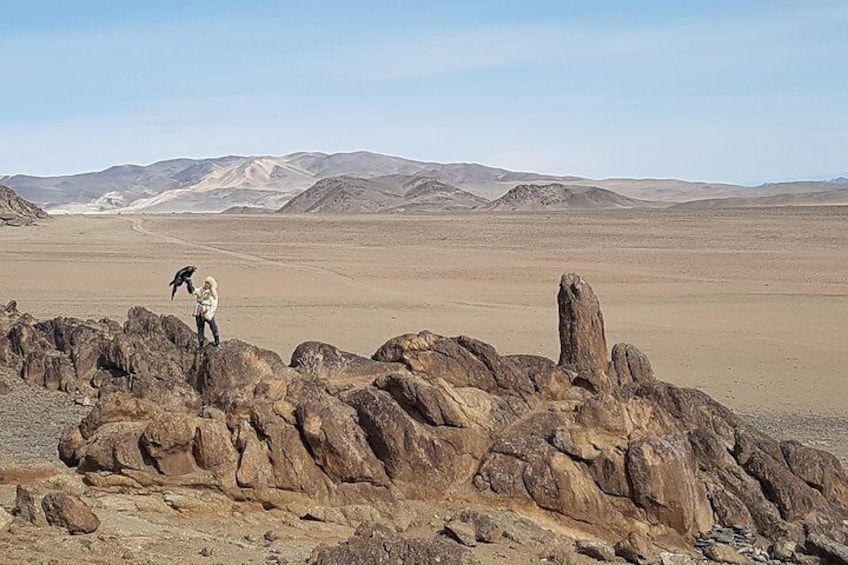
[1,0,846,183]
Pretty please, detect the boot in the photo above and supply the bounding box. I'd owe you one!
[198,338,206,348]
[213,336,220,347]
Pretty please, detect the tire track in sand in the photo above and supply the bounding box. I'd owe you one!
[127,216,526,311]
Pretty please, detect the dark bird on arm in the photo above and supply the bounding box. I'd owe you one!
[168,265,197,300]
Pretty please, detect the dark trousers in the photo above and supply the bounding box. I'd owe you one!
[196,315,219,345]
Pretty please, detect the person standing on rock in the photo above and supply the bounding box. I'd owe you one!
[187,276,220,347]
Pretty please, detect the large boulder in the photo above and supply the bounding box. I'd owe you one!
[40,493,100,534]
[189,339,292,413]
[21,350,76,391]
[373,331,501,391]
[140,414,200,476]
[372,331,555,414]
[65,391,237,486]
[637,381,848,540]
[291,341,402,382]
[475,406,623,530]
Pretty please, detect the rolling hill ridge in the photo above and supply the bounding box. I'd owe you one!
[2,151,845,214]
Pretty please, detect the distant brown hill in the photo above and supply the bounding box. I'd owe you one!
[0,184,47,226]
[672,188,848,210]
[277,175,487,214]
[480,183,657,211]
[384,177,489,213]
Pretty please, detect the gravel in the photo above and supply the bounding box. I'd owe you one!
[742,411,848,468]
[0,368,90,468]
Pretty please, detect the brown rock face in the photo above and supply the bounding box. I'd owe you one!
[21,350,75,391]
[190,340,294,413]
[141,415,199,476]
[248,401,330,494]
[626,435,713,536]
[371,331,550,415]
[611,343,655,385]
[294,386,389,487]
[374,373,471,428]
[291,341,402,381]
[0,307,201,411]
[192,418,239,482]
[13,485,46,526]
[233,421,275,488]
[557,273,609,384]
[4,273,848,560]
[780,440,848,505]
[477,408,614,526]
[343,385,487,491]
[40,493,100,534]
[373,331,500,391]
[589,447,630,497]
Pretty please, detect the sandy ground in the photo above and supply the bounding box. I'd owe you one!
[2,208,847,463]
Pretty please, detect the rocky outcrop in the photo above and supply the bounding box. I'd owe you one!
[2,274,847,563]
[557,273,609,383]
[0,184,47,226]
[0,306,201,411]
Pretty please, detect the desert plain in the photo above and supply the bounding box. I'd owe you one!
[1,207,847,563]
[4,208,848,427]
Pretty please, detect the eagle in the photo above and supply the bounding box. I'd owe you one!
[168,265,197,300]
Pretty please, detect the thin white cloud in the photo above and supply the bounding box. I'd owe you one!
[306,4,848,81]
[307,21,676,80]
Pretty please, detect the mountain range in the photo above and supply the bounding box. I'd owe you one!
[1,151,845,214]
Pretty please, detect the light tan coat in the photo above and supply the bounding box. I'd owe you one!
[193,276,218,320]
